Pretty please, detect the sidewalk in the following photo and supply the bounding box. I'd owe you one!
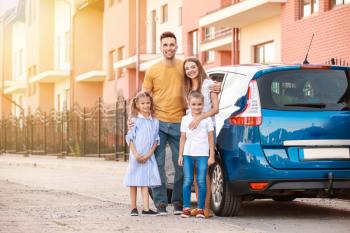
[0,154,130,204]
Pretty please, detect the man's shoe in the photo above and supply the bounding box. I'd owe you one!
[156,203,168,216]
[180,208,191,218]
[141,209,158,216]
[173,203,183,215]
[130,208,138,216]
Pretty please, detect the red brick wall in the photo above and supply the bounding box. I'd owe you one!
[281,1,350,65]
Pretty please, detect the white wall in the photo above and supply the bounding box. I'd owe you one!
[12,22,26,81]
[146,0,183,54]
[240,16,281,64]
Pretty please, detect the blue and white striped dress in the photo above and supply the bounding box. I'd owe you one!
[123,114,161,187]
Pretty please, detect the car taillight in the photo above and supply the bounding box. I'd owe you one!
[229,80,262,126]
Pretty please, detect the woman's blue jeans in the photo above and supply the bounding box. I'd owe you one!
[183,155,208,209]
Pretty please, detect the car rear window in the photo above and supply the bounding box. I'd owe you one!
[257,69,350,111]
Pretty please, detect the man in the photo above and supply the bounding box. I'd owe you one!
[142,31,184,215]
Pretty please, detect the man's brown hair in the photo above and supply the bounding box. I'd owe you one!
[160,31,177,42]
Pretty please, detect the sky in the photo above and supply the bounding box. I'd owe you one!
[0,0,18,18]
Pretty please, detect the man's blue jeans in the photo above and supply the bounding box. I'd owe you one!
[183,155,208,209]
[152,121,183,208]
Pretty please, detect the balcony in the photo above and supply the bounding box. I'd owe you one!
[75,70,106,82]
[29,70,70,83]
[200,28,233,52]
[199,0,286,28]
[3,80,26,94]
[113,54,162,70]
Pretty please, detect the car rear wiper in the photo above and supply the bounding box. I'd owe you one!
[284,103,326,108]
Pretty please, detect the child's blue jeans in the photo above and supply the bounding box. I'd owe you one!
[183,155,208,209]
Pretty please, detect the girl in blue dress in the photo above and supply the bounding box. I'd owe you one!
[123,91,161,216]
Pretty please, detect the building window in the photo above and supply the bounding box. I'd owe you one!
[64,89,70,110]
[117,46,126,78]
[18,49,23,76]
[161,4,168,23]
[57,94,61,111]
[204,27,215,40]
[28,0,36,25]
[301,0,319,17]
[108,50,116,80]
[151,10,157,53]
[56,36,61,69]
[64,31,70,63]
[28,65,37,96]
[204,51,215,63]
[254,41,275,64]
[178,7,182,26]
[190,30,199,56]
[332,0,350,6]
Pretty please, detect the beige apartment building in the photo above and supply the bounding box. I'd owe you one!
[73,0,104,107]
[1,0,26,118]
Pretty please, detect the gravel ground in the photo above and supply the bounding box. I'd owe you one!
[0,155,350,233]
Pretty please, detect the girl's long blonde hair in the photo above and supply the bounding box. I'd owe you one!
[183,57,208,98]
[129,91,155,117]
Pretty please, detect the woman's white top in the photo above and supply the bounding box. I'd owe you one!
[201,78,216,125]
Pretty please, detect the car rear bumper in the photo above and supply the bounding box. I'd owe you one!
[227,179,350,197]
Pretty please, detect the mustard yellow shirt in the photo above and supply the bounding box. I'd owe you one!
[142,59,185,123]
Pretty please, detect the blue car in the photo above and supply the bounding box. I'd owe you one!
[207,64,350,216]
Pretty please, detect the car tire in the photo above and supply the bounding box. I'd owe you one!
[210,162,241,216]
[149,189,172,204]
[272,196,296,202]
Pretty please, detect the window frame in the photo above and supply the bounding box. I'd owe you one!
[161,4,168,23]
[331,0,350,7]
[254,40,275,64]
[108,49,117,81]
[189,30,199,57]
[300,0,319,18]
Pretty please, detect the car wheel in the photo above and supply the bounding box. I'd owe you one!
[272,196,296,202]
[149,189,172,204]
[210,163,241,216]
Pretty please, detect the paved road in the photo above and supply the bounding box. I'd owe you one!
[0,155,350,233]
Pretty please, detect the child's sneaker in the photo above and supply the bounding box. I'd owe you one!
[130,208,138,216]
[196,209,205,218]
[180,208,191,218]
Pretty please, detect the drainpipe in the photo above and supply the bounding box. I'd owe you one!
[135,0,140,92]
[231,28,239,65]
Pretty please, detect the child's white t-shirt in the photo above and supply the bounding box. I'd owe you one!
[180,114,214,156]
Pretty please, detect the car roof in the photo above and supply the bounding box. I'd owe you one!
[206,64,350,76]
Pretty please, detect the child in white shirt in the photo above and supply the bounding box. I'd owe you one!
[178,91,215,218]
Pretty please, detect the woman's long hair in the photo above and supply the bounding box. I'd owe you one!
[129,91,155,117]
[183,57,208,98]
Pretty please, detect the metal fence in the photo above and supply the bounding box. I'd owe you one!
[0,97,128,161]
